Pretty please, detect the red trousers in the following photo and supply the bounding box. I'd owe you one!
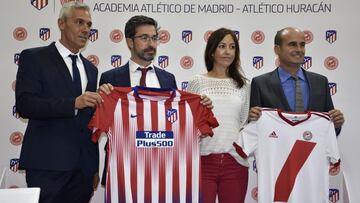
[201,153,248,203]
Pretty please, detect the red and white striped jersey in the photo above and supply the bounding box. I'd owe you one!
[234,109,340,203]
[89,86,219,203]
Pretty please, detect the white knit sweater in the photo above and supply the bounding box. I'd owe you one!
[187,74,250,166]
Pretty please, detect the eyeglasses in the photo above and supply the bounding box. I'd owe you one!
[133,35,160,43]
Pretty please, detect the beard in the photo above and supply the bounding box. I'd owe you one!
[137,46,156,62]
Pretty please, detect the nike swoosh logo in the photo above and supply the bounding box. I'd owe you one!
[130,114,139,118]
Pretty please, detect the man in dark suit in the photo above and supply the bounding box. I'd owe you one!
[248,27,344,131]
[100,15,177,89]
[15,2,103,203]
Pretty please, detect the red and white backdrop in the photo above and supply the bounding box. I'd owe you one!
[1,0,359,202]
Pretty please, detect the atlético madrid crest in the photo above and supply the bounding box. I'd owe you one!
[253,56,263,70]
[301,56,312,70]
[252,159,258,173]
[181,81,188,91]
[182,30,192,44]
[39,28,50,41]
[10,158,20,172]
[166,108,178,123]
[328,82,337,96]
[88,29,98,42]
[233,30,240,40]
[329,188,340,203]
[158,56,169,68]
[326,30,337,44]
[31,0,48,10]
[14,53,20,65]
[111,55,121,68]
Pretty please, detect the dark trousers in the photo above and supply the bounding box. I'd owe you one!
[25,168,93,203]
[201,153,249,203]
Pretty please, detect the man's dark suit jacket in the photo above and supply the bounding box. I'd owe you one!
[99,62,177,185]
[250,68,334,112]
[15,42,99,178]
[99,62,177,88]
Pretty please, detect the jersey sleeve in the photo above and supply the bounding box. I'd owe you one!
[180,90,219,136]
[196,105,219,136]
[88,92,118,143]
[324,120,340,164]
[233,121,258,159]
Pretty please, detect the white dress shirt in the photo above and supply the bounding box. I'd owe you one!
[128,59,160,88]
[55,41,88,93]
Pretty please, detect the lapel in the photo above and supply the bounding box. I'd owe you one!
[270,69,292,111]
[47,42,76,95]
[80,54,96,91]
[154,67,163,87]
[154,66,167,88]
[119,63,131,86]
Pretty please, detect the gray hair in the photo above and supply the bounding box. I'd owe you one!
[59,2,90,20]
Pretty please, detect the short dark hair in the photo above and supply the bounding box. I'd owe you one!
[204,28,246,88]
[275,27,303,46]
[274,28,287,46]
[125,15,159,38]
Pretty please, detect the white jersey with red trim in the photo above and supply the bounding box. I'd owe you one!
[234,109,340,203]
[89,86,219,203]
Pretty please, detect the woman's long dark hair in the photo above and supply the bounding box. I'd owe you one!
[204,28,247,88]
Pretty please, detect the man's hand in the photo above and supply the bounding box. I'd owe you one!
[328,109,345,129]
[248,106,262,121]
[93,172,99,191]
[329,163,340,175]
[75,91,103,109]
[90,172,100,197]
[200,95,213,109]
[98,83,114,95]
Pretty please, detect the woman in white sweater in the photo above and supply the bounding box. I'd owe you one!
[187,28,250,203]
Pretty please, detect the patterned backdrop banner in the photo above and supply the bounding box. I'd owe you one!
[1,0,359,202]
